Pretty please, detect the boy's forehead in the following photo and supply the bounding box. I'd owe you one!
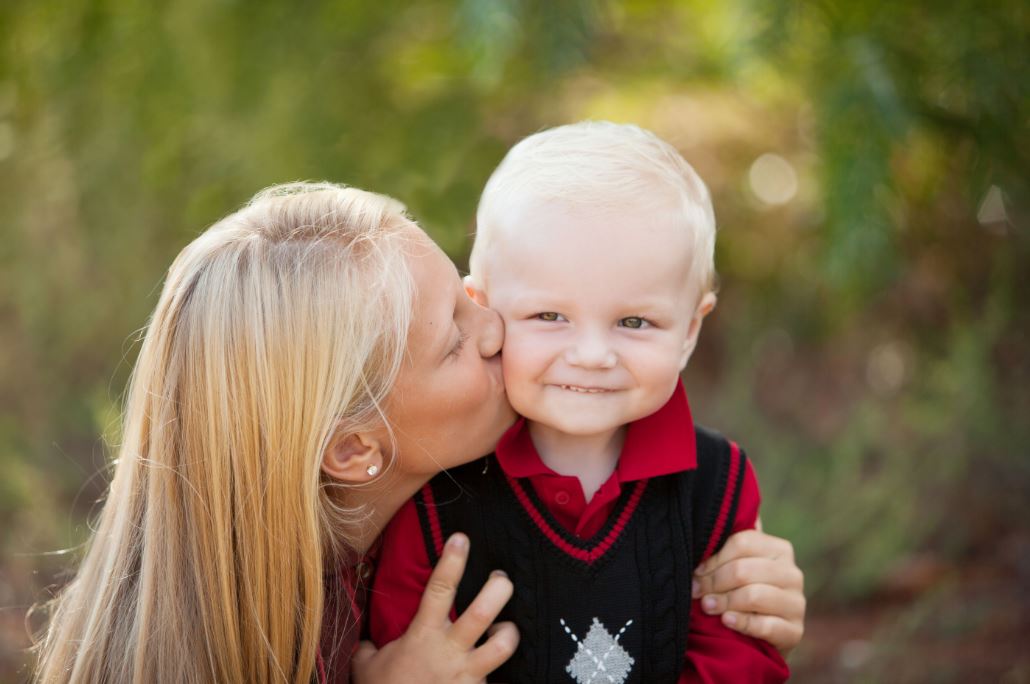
[491,196,693,269]
[483,198,699,305]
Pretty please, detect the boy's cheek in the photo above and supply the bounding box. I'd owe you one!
[499,329,548,367]
[500,345,540,392]
[499,367,541,420]
[499,340,550,405]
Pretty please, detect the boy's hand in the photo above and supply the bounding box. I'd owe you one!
[691,528,805,655]
[352,533,519,683]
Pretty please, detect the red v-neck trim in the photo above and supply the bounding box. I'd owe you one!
[505,473,648,565]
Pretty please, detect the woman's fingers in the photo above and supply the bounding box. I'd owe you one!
[351,640,378,670]
[721,613,805,653]
[690,530,807,655]
[467,621,520,675]
[693,556,804,598]
[407,533,516,656]
[695,529,795,577]
[357,537,518,683]
[699,582,806,623]
[410,533,470,630]
[449,570,515,648]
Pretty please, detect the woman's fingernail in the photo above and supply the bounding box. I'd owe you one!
[490,569,508,578]
[723,612,738,627]
[447,534,468,550]
[702,596,717,612]
[691,580,701,598]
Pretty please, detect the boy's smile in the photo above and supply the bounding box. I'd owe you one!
[476,197,715,446]
[555,385,613,393]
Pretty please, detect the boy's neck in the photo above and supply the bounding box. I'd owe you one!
[527,421,627,502]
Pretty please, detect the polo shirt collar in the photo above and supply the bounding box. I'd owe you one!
[495,379,698,481]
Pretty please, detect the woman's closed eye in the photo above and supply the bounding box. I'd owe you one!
[447,330,469,358]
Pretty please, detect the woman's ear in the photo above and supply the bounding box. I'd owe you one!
[321,431,384,483]
[463,275,489,307]
[680,292,718,370]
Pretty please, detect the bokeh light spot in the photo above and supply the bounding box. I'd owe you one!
[866,341,907,396]
[748,153,798,206]
[977,184,1008,230]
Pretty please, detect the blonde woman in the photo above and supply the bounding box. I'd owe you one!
[33,183,804,683]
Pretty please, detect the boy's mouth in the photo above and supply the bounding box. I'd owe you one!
[556,384,613,393]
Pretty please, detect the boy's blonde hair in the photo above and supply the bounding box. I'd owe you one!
[471,121,717,293]
[33,182,414,684]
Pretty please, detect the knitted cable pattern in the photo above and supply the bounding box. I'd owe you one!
[642,476,686,681]
[692,427,731,565]
[500,466,541,681]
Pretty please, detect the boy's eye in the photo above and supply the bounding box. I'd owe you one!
[619,317,647,329]
[536,312,564,322]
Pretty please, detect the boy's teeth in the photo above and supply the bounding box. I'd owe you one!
[561,385,605,393]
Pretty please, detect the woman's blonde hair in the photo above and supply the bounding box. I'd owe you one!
[33,182,415,683]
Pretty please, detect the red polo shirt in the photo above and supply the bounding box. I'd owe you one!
[368,384,788,683]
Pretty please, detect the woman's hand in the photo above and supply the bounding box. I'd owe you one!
[352,533,519,684]
[691,526,805,654]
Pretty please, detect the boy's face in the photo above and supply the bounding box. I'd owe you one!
[476,199,714,438]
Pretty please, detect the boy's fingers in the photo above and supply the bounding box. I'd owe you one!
[467,621,520,675]
[694,556,804,597]
[411,533,469,630]
[696,529,795,576]
[722,612,804,654]
[450,570,514,648]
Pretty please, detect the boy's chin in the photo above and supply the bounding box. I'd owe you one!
[527,414,629,438]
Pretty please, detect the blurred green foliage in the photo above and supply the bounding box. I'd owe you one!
[1,0,1027,680]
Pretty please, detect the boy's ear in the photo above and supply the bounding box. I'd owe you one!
[463,275,489,307]
[320,430,384,483]
[679,292,718,370]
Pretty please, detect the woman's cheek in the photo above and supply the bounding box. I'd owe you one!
[460,355,493,406]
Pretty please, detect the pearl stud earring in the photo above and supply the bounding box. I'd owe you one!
[366,464,379,477]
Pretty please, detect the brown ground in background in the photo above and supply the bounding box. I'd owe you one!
[791,531,1030,683]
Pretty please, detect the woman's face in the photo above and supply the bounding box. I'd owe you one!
[384,225,515,476]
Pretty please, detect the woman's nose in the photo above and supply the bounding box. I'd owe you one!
[476,305,505,358]
[567,330,617,369]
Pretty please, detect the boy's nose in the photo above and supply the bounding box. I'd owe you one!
[567,330,617,369]
[476,305,505,358]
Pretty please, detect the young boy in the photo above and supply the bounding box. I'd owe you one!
[369,122,789,683]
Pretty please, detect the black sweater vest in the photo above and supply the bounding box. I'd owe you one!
[413,425,747,684]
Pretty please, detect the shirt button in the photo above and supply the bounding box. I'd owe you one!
[555,491,571,505]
